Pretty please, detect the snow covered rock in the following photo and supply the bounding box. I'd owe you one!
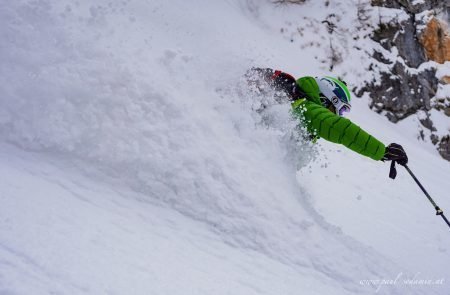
[357,0,450,161]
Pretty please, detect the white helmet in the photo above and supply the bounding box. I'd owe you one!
[315,76,351,116]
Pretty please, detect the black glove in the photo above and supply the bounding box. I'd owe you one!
[383,143,408,165]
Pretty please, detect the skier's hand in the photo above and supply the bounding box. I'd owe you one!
[383,143,408,165]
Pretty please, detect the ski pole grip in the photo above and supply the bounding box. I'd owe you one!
[389,160,397,179]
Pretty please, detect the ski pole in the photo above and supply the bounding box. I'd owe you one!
[402,164,450,230]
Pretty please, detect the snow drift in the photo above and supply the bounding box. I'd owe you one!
[0,0,449,294]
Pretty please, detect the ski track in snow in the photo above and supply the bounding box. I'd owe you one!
[0,0,449,294]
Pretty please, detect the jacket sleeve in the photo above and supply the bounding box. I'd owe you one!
[294,100,386,161]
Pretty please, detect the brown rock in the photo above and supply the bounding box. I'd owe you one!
[442,76,450,84]
[420,17,450,64]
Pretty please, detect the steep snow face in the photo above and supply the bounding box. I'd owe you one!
[0,0,449,294]
[0,143,346,295]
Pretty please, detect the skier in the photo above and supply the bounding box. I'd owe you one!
[246,68,408,164]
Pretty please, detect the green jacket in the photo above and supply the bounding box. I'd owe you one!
[291,77,386,161]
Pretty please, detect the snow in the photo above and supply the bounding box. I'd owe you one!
[412,0,426,6]
[0,144,346,295]
[0,0,449,295]
[436,62,450,81]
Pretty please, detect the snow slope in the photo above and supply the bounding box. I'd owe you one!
[0,0,449,294]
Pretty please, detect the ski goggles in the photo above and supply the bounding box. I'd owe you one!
[320,93,351,116]
[335,99,351,116]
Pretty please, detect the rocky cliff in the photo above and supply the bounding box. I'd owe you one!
[359,0,450,161]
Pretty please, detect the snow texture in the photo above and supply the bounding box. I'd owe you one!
[0,0,449,294]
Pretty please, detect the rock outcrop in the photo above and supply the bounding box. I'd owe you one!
[360,0,449,161]
[358,0,442,122]
[421,17,450,63]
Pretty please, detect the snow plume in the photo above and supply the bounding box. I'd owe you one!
[1,0,325,270]
[234,70,319,169]
[0,1,449,294]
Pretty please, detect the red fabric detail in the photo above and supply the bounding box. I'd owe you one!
[271,70,282,80]
[271,70,295,81]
